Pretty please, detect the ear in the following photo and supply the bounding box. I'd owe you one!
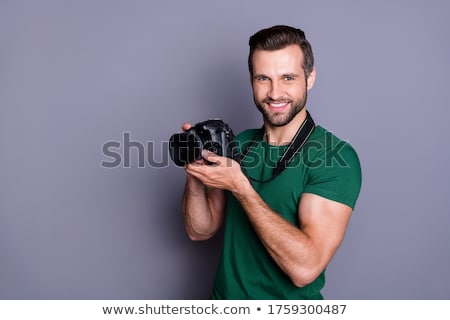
[306,67,316,90]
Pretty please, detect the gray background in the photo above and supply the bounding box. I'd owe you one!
[1,0,449,299]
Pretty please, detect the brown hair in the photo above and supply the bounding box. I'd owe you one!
[248,25,314,77]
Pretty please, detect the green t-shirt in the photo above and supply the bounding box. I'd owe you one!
[211,125,362,300]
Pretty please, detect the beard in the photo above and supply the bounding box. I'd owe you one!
[254,91,308,127]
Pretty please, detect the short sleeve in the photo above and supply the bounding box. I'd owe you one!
[303,140,362,209]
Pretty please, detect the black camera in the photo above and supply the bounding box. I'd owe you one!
[169,119,239,166]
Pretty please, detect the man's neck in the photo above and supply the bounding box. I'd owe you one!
[263,108,308,146]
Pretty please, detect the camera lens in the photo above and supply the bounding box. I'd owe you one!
[169,132,202,166]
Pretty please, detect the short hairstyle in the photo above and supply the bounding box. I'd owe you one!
[248,25,314,77]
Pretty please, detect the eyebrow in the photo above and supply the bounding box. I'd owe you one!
[253,72,301,80]
[252,73,267,80]
[282,73,301,78]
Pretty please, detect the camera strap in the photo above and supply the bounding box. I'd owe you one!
[239,110,315,183]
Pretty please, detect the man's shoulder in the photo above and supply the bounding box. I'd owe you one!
[308,126,359,158]
[303,126,362,209]
[309,125,350,143]
[302,125,361,178]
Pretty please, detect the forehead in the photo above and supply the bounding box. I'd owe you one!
[252,45,304,73]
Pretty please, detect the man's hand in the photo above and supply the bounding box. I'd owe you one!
[185,150,247,192]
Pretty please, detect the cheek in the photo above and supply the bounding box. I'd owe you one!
[252,85,266,99]
[290,84,307,98]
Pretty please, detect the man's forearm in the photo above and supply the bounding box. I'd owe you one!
[231,179,319,286]
[182,176,225,240]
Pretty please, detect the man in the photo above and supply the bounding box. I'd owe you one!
[181,25,362,299]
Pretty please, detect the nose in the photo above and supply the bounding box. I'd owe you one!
[268,81,283,100]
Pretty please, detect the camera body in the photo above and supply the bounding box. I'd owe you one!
[169,119,239,166]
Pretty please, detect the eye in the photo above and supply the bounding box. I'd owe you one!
[257,76,268,81]
[284,76,294,81]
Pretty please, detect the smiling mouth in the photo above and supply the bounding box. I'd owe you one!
[269,102,289,108]
[265,100,291,111]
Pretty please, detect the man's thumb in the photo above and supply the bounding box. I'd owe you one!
[201,149,219,163]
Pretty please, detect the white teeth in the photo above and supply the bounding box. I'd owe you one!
[270,102,287,108]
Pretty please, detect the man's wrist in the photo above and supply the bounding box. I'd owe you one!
[185,175,206,195]
[232,175,252,198]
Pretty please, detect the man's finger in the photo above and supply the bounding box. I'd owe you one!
[201,150,221,164]
[181,123,192,132]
